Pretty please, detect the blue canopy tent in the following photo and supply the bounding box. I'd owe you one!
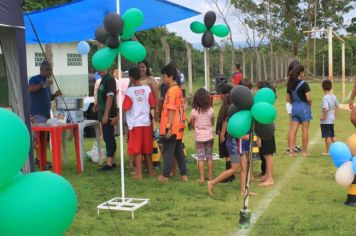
[21,0,200,174]
[24,0,200,44]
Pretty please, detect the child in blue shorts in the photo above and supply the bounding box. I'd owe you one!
[208,133,255,196]
[208,133,242,196]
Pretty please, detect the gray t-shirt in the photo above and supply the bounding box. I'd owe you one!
[321,93,339,124]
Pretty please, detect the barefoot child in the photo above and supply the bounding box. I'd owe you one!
[256,81,276,187]
[239,79,256,186]
[208,133,253,196]
[215,84,234,182]
[208,80,257,196]
[320,80,339,155]
[191,88,214,183]
[123,67,156,179]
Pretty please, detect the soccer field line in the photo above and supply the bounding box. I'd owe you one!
[235,134,318,236]
[235,90,352,236]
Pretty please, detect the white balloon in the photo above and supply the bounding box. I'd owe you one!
[335,161,355,187]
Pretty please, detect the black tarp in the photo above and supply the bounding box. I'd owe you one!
[0,0,34,172]
[0,0,24,28]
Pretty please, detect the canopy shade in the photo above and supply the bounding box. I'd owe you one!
[24,0,200,44]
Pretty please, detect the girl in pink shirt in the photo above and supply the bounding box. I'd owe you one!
[190,88,214,183]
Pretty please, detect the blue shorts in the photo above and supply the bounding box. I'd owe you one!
[320,124,335,138]
[242,140,250,153]
[291,103,312,122]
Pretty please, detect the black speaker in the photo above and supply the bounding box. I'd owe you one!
[215,76,227,94]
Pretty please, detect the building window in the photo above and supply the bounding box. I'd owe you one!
[67,53,82,66]
[35,52,45,67]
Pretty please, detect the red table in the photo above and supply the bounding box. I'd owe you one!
[31,123,82,175]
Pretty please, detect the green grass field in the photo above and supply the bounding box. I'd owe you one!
[59,80,356,236]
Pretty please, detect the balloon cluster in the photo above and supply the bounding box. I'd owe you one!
[330,134,356,187]
[0,108,77,236]
[92,8,147,71]
[227,86,277,139]
[190,11,229,48]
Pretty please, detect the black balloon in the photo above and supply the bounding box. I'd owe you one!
[255,122,275,140]
[106,35,120,49]
[204,11,216,29]
[104,13,123,35]
[227,104,240,118]
[95,26,109,44]
[202,31,214,48]
[230,85,254,110]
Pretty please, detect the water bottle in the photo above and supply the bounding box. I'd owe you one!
[154,128,160,140]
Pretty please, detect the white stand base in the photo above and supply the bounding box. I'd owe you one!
[191,153,221,164]
[97,197,150,219]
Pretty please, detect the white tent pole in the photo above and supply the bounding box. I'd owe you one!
[116,0,125,203]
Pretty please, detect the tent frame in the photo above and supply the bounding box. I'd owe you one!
[303,28,346,101]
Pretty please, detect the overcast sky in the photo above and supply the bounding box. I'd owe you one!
[166,0,355,47]
[166,0,247,47]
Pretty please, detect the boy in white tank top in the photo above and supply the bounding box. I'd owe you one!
[123,67,156,179]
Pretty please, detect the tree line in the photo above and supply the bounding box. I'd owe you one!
[25,0,356,86]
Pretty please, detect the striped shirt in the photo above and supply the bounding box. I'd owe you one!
[191,107,214,142]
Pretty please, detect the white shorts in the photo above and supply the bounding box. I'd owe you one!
[286,102,292,114]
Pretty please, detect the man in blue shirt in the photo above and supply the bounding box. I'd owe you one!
[28,61,61,123]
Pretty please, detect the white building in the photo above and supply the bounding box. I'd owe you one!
[26,43,89,97]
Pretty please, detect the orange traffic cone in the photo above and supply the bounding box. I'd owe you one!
[345,175,356,207]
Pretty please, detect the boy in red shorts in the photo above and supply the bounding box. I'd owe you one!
[123,67,155,179]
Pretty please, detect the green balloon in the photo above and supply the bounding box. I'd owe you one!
[254,88,276,105]
[0,108,29,189]
[210,24,229,37]
[251,102,277,124]
[119,41,147,63]
[190,21,207,34]
[122,8,144,29]
[12,171,23,182]
[121,27,135,40]
[227,110,252,138]
[92,47,119,71]
[0,172,77,236]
